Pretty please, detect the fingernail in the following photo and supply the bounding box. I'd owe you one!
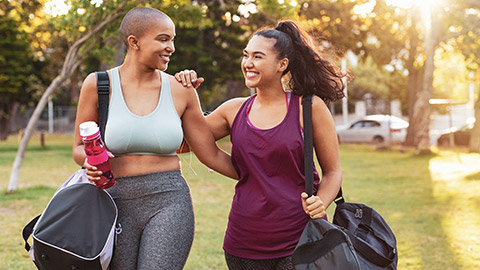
[92,167,97,170]
[98,171,103,175]
[188,84,191,87]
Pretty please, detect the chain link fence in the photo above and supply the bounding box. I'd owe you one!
[9,106,77,134]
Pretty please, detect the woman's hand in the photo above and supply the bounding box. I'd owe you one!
[301,192,326,219]
[174,69,204,89]
[83,152,115,183]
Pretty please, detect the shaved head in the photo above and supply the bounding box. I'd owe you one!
[120,7,170,47]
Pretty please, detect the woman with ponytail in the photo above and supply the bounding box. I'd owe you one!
[177,20,344,269]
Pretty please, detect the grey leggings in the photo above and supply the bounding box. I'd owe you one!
[106,170,194,270]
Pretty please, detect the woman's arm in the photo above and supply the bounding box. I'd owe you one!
[302,96,342,219]
[178,81,239,180]
[72,73,106,182]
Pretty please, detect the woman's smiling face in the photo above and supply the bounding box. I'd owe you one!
[137,17,176,71]
[241,35,286,89]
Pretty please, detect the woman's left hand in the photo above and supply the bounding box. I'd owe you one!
[301,192,326,219]
[174,69,204,89]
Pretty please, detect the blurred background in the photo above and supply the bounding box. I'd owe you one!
[2,2,480,268]
[1,0,479,151]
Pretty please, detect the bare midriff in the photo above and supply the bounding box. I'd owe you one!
[110,155,181,177]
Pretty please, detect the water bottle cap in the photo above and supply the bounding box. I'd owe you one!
[79,121,99,137]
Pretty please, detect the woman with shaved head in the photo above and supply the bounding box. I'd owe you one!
[73,6,238,270]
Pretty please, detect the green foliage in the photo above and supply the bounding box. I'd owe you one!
[349,57,408,104]
[0,15,42,117]
[298,0,369,56]
[433,48,470,101]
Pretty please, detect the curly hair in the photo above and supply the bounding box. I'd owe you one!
[254,21,345,103]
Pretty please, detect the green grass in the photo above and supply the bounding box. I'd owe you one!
[1,134,480,269]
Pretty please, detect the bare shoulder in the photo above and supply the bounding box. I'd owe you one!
[165,72,199,105]
[311,95,331,116]
[214,97,248,118]
[209,97,247,124]
[80,73,98,94]
[219,97,248,110]
[299,95,335,127]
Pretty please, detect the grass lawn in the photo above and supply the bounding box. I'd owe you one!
[1,133,479,269]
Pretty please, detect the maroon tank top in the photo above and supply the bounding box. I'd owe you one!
[223,92,320,259]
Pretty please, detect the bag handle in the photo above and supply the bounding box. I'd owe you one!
[301,95,344,202]
[22,215,40,252]
[95,71,110,142]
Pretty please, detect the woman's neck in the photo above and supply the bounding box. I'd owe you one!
[119,54,159,84]
[255,82,286,105]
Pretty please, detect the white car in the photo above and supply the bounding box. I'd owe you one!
[336,115,409,144]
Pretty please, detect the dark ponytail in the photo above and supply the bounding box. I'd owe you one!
[255,21,345,103]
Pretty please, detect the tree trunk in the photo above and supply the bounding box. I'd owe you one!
[404,67,423,146]
[69,69,80,122]
[0,102,14,140]
[7,2,128,193]
[7,75,64,193]
[412,10,436,154]
[469,95,480,152]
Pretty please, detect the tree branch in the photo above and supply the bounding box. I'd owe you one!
[61,1,128,75]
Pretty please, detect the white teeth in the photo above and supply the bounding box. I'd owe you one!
[246,72,257,78]
[161,55,170,61]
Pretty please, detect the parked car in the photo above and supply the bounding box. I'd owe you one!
[336,115,409,144]
[437,119,474,146]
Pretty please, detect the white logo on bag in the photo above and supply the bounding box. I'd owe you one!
[355,209,363,219]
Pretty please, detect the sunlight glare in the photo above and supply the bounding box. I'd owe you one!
[44,0,71,17]
[353,0,375,17]
[388,0,440,28]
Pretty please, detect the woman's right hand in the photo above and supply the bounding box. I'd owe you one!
[174,69,204,89]
[83,152,115,183]
[83,159,102,183]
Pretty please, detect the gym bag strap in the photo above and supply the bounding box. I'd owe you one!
[302,94,314,197]
[95,71,110,142]
[23,215,40,252]
[292,95,361,270]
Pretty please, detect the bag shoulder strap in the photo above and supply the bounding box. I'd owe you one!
[302,95,344,202]
[95,71,110,142]
[302,95,314,197]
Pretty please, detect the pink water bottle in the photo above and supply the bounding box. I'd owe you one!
[79,121,116,189]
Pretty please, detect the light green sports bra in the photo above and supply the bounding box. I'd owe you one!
[104,67,183,156]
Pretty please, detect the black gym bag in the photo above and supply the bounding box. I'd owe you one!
[292,95,397,270]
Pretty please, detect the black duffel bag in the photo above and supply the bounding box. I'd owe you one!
[22,169,118,270]
[333,191,398,270]
[292,96,397,269]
